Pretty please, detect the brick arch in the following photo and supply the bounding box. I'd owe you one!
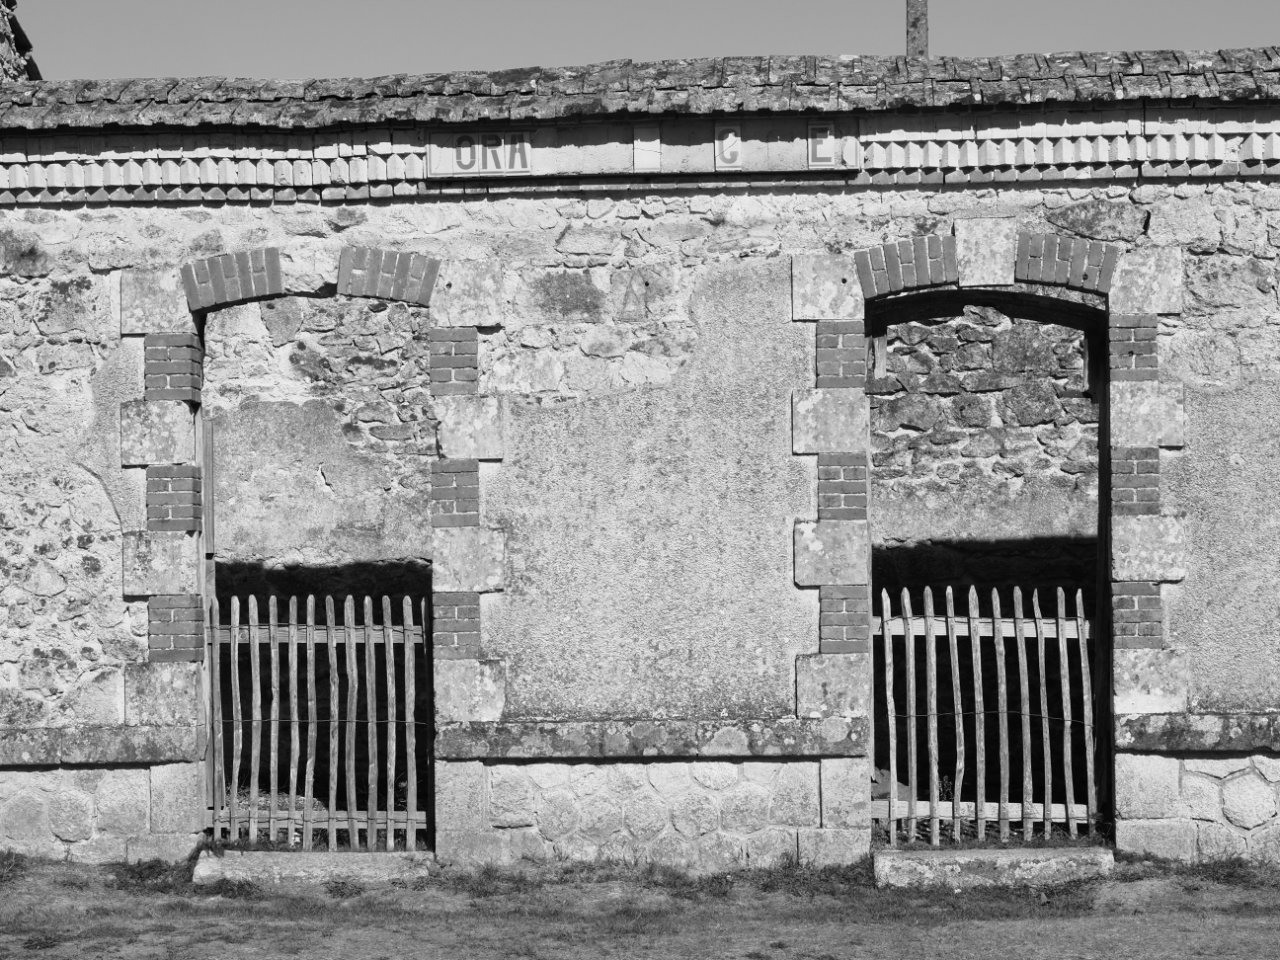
[847,230,1123,304]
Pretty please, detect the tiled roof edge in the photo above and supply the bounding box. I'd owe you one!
[1,47,1278,130]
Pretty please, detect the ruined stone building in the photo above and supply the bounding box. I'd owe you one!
[2,8,1280,867]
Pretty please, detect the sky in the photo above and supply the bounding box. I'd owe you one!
[17,0,1280,80]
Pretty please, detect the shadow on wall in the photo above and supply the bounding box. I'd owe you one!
[214,561,431,626]
[872,537,1099,609]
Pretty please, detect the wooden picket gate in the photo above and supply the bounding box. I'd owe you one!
[207,594,431,850]
[872,586,1098,845]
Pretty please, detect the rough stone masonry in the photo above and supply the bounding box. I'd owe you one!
[1,27,1280,866]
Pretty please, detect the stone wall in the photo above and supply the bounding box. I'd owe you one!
[436,759,867,871]
[1116,753,1280,862]
[0,762,202,862]
[1,173,1280,862]
[869,307,1099,591]
[205,296,435,568]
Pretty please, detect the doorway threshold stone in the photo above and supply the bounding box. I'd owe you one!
[873,845,1114,888]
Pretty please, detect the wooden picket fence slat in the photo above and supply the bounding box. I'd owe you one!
[207,594,430,851]
[875,585,1097,845]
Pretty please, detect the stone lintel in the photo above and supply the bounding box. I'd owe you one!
[1116,713,1280,753]
[120,267,196,335]
[0,725,201,765]
[1112,515,1186,582]
[121,400,196,466]
[1114,648,1189,715]
[435,658,507,722]
[954,217,1019,287]
[432,527,505,593]
[434,717,868,760]
[1110,247,1184,315]
[792,389,868,455]
[122,531,200,596]
[794,520,870,587]
[792,254,865,322]
[436,396,505,461]
[796,653,870,720]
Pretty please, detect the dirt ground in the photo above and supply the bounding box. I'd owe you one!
[2,851,1280,960]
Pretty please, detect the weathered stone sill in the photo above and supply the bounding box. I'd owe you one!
[1116,714,1280,753]
[434,718,867,760]
[0,726,201,765]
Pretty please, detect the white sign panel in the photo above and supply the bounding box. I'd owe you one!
[429,131,533,177]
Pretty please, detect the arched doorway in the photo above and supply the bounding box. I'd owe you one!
[866,287,1109,845]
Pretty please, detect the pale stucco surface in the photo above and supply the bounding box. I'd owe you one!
[483,257,816,720]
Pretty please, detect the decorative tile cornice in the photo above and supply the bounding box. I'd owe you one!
[0,104,1275,206]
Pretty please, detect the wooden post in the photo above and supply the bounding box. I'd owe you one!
[882,589,898,846]
[906,0,929,57]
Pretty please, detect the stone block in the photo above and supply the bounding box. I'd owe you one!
[1222,773,1278,829]
[1112,516,1186,583]
[95,768,150,835]
[122,532,199,596]
[798,827,871,866]
[1254,757,1280,783]
[432,527,505,592]
[437,396,504,460]
[435,659,507,722]
[126,833,200,864]
[1113,648,1188,714]
[792,389,868,454]
[49,790,95,842]
[433,829,511,866]
[279,241,341,296]
[1249,823,1280,863]
[1198,821,1247,860]
[1186,758,1251,778]
[69,834,129,863]
[120,400,195,466]
[125,662,201,725]
[62,669,125,726]
[431,261,509,328]
[768,762,820,827]
[120,267,195,335]
[791,255,864,321]
[1160,383,1187,448]
[149,763,203,834]
[820,757,871,828]
[1115,753,1185,819]
[194,850,435,885]
[794,521,869,586]
[796,654,870,720]
[874,847,1113,888]
[1110,248,1185,315]
[1110,381,1172,449]
[954,218,1019,287]
[1181,773,1223,821]
[487,766,535,828]
[1114,819,1197,861]
[435,761,487,832]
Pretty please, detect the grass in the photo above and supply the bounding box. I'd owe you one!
[0,850,27,887]
[5,847,1280,960]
